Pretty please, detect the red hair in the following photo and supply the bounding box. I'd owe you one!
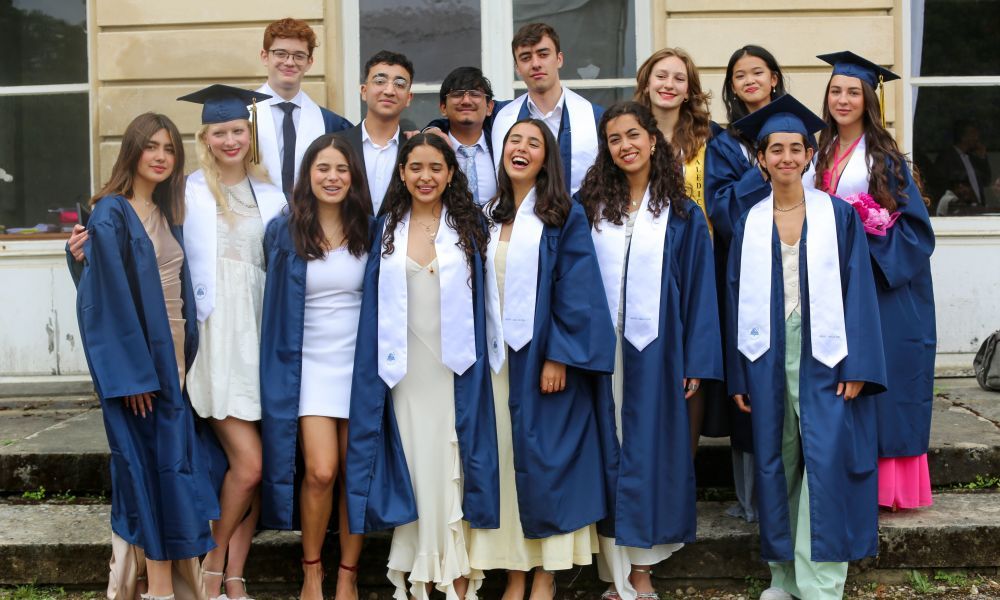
[263,18,318,55]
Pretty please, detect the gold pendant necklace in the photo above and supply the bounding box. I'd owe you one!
[773,196,805,212]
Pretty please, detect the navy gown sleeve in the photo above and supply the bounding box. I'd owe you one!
[545,203,616,373]
[724,216,751,397]
[867,161,935,290]
[321,107,353,133]
[679,206,724,381]
[706,133,770,244]
[76,213,160,399]
[345,217,418,535]
[834,205,888,393]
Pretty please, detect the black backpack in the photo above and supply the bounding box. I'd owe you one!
[973,330,1000,392]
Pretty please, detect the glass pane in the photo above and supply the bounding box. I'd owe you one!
[915,0,999,76]
[360,92,443,133]
[912,86,1000,216]
[360,0,480,84]
[572,86,636,110]
[514,0,636,80]
[0,0,87,86]
[0,94,90,231]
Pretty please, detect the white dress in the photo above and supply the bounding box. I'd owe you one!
[187,178,266,421]
[386,257,481,600]
[597,210,683,600]
[298,247,367,418]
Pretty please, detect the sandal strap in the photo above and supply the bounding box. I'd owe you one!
[202,570,224,577]
[223,577,246,584]
[631,567,653,574]
[301,557,322,566]
[140,594,175,600]
[338,563,359,572]
[637,594,660,599]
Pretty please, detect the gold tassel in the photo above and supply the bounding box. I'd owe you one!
[878,74,886,129]
[250,98,261,164]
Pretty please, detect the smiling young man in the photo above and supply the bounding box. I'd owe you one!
[438,67,496,205]
[490,22,603,196]
[337,50,414,215]
[256,18,352,197]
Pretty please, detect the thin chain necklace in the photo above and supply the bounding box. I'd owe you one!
[413,215,440,241]
[774,196,805,212]
[221,179,257,211]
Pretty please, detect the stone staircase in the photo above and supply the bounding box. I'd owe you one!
[2,379,999,597]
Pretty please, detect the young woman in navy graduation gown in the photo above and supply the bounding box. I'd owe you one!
[259,134,370,600]
[578,102,722,600]
[704,45,789,523]
[174,86,288,600]
[345,134,499,600]
[74,113,219,600]
[634,47,727,456]
[810,51,936,511]
[466,118,617,600]
[725,95,886,600]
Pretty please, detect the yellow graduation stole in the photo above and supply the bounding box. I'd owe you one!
[684,144,712,236]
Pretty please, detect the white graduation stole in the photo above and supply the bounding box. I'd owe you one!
[737,189,848,367]
[254,85,326,189]
[490,88,599,195]
[485,189,544,353]
[377,207,477,388]
[591,185,670,350]
[833,135,870,198]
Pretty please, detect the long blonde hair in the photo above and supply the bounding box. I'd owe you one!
[634,47,712,161]
[195,121,272,208]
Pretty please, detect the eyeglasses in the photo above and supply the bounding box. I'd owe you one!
[446,89,488,101]
[269,49,310,64]
[368,74,410,91]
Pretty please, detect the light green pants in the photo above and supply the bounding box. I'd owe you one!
[767,312,848,600]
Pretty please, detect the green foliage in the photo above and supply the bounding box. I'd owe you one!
[0,585,67,600]
[1,439,16,447]
[21,486,45,501]
[909,570,935,594]
[745,575,766,598]
[49,490,76,503]
[957,475,1000,490]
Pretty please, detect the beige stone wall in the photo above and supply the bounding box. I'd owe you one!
[88,0,344,186]
[655,0,902,135]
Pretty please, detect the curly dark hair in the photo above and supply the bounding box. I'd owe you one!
[289,134,371,260]
[722,45,787,150]
[380,133,487,270]
[488,118,571,227]
[814,77,910,212]
[578,102,689,228]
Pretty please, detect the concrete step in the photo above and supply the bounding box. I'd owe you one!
[2,491,998,594]
[2,380,998,495]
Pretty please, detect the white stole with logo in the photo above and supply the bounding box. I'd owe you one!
[377,206,477,388]
[737,188,847,367]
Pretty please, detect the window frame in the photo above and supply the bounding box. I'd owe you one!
[340,0,652,124]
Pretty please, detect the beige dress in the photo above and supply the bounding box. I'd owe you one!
[107,206,206,600]
[386,257,481,600]
[187,178,266,421]
[467,242,598,572]
[597,211,683,599]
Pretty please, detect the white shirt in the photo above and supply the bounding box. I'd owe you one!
[526,88,566,139]
[260,82,305,158]
[362,120,400,214]
[448,131,497,205]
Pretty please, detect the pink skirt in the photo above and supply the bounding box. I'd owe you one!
[878,454,933,509]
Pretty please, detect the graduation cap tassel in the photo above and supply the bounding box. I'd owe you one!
[878,74,886,129]
[251,98,261,164]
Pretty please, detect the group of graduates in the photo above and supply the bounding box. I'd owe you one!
[67,15,936,600]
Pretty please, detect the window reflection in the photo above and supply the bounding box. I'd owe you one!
[915,0,999,77]
[0,0,87,86]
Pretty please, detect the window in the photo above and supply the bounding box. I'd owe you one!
[904,0,1000,217]
[0,0,90,235]
[343,0,649,128]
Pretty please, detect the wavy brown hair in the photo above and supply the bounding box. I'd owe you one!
[634,47,712,162]
[381,134,487,270]
[814,78,909,212]
[488,119,571,228]
[289,134,371,260]
[579,102,689,228]
[91,113,186,225]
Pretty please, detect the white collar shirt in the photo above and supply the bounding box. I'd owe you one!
[526,87,566,139]
[448,131,496,206]
[260,82,306,157]
[362,119,401,214]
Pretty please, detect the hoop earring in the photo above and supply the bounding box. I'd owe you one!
[683,97,689,103]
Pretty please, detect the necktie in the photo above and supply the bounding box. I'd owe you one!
[278,102,297,197]
[457,145,479,205]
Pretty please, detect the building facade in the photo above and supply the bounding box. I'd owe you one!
[1,0,997,388]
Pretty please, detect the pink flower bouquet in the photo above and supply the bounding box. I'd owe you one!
[841,192,900,236]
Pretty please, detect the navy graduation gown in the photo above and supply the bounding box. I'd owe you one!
[505,202,618,538]
[345,215,499,535]
[704,129,769,450]
[866,162,936,457]
[600,201,723,548]
[725,195,887,562]
[74,195,219,561]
